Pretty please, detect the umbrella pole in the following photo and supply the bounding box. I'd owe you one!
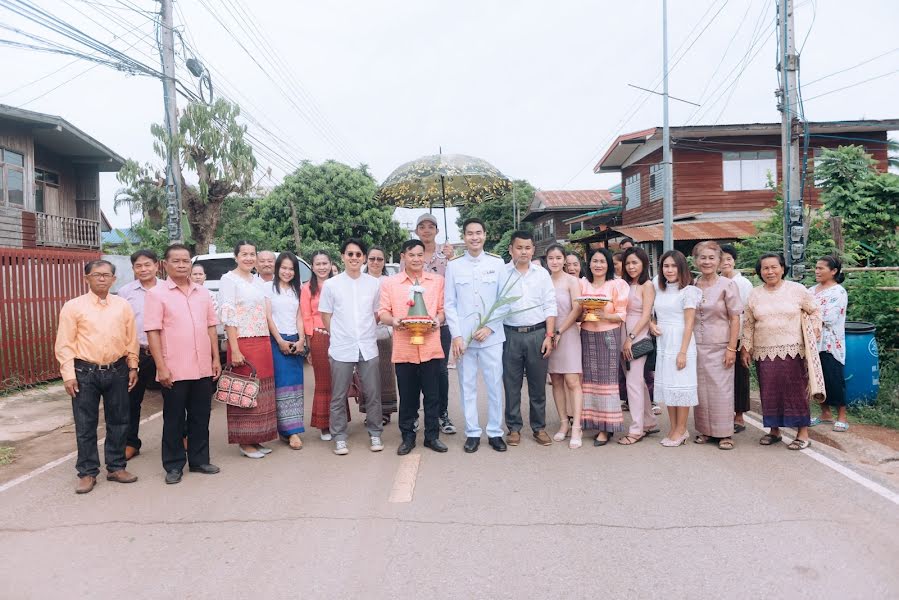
[440,174,449,243]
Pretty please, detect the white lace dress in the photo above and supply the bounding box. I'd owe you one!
[653,282,701,407]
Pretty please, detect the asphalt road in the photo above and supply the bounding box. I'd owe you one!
[1,370,897,599]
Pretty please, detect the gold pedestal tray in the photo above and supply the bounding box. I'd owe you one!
[401,316,436,345]
[576,297,611,322]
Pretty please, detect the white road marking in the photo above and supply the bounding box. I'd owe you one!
[388,454,421,503]
[743,414,899,507]
[0,410,164,494]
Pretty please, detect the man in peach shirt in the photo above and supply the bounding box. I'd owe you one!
[55,259,140,494]
[379,239,446,455]
[145,244,222,485]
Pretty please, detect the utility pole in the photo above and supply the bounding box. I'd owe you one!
[777,0,803,279]
[661,0,673,252]
[158,0,182,243]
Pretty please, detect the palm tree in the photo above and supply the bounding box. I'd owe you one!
[114,160,168,228]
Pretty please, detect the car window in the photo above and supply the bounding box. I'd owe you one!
[196,258,236,280]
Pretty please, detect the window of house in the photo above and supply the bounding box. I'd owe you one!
[34,168,59,214]
[548,219,555,236]
[1,148,26,206]
[570,221,584,234]
[625,173,641,210]
[722,151,777,191]
[649,163,664,201]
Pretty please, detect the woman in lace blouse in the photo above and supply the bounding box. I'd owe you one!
[741,253,821,450]
[219,241,279,459]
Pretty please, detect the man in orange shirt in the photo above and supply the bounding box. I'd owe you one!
[379,239,447,455]
[55,259,140,494]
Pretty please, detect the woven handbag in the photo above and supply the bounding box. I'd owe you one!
[214,360,260,409]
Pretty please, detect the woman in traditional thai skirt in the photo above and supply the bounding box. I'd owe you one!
[264,252,306,450]
[579,248,629,446]
[692,241,742,451]
[741,253,821,450]
[219,241,278,459]
[809,255,849,432]
[301,250,344,440]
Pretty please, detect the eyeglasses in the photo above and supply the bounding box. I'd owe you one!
[367,257,385,262]
[88,273,114,280]
[345,252,363,258]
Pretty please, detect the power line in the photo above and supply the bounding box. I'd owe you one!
[802,47,899,87]
[803,69,899,102]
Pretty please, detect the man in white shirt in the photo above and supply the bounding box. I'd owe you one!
[255,251,277,284]
[502,231,557,447]
[319,238,383,455]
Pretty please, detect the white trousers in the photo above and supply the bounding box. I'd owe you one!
[456,344,504,438]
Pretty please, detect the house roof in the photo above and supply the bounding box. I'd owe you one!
[594,119,899,172]
[612,220,758,242]
[562,205,621,225]
[0,104,125,172]
[101,228,140,245]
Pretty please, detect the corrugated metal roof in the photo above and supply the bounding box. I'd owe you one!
[614,220,758,242]
[102,228,140,245]
[533,189,614,208]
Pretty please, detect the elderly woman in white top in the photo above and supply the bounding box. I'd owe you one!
[264,252,307,450]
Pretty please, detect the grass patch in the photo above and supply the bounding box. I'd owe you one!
[847,352,899,430]
[0,446,14,466]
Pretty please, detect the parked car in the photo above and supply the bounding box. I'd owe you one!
[192,252,313,359]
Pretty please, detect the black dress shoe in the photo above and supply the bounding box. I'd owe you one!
[397,439,416,456]
[423,438,448,453]
[488,436,507,452]
[188,464,221,474]
[463,437,480,453]
[165,470,182,485]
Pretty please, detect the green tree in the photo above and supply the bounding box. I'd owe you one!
[222,160,406,258]
[735,181,859,283]
[457,179,536,249]
[136,98,257,253]
[113,160,168,228]
[815,145,899,265]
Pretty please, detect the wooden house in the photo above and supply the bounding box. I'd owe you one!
[522,189,619,258]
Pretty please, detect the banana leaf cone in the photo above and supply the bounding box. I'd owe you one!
[402,279,434,345]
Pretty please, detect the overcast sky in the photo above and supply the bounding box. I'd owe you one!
[3,0,897,240]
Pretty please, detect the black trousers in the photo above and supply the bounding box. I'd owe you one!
[72,361,129,478]
[396,360,441,442]
[439,325,451,414]
[161,378,213,472]
[126,350,157,449]
[502,326,550,433]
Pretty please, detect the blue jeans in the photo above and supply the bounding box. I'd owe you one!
[72,360,130,478]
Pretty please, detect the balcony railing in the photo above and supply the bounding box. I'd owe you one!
[35,213,100,249]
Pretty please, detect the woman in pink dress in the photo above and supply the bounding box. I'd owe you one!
[579,248,629,446]
[692,241,742,450]
[619,247,657,445]
[545,244,584,449]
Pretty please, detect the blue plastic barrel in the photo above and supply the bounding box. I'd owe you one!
[843,321,880,406]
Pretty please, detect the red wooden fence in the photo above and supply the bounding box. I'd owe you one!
[0,248,100,389]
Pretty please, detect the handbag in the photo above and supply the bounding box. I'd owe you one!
[214,360,260,409]
[630,336,655,360]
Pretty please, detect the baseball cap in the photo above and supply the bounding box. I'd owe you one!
[416,213,439,228]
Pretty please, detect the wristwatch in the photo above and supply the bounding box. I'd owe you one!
[628,333,636,340]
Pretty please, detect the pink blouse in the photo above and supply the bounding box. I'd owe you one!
[579,277,629,333]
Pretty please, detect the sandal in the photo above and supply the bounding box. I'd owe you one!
[553,427,570,442]
[810,417,833,427]
[694,434,709,445]
[733,423,746,433]
[788,438,811,450]
[618,434,643,446]
[718,438,734,450]
[759,434,782,446]
[833,421,849,432]
[643,428,660,435]
[569,427,583,449]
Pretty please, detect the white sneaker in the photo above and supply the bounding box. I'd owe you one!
[320,431,332,441]
[370,436,384,452]
[333,440,349,455]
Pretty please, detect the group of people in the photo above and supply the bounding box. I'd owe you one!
[54,213,851,493]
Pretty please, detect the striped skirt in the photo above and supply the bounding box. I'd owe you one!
[309,331,346,429]
[581,329,625,432]
[757,355,811,428]
[270,333,305,436]
[226,336,278,445]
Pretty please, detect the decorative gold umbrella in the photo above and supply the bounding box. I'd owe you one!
[377,153,512,236]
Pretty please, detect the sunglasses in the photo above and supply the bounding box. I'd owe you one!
[368,256,385,262]
[344,252,364,258]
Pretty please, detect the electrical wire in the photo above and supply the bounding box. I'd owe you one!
[803,69,899,102]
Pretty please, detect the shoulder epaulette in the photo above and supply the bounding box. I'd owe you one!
[486,251,502,259]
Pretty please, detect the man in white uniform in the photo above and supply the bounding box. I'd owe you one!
[444,218,509,453]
